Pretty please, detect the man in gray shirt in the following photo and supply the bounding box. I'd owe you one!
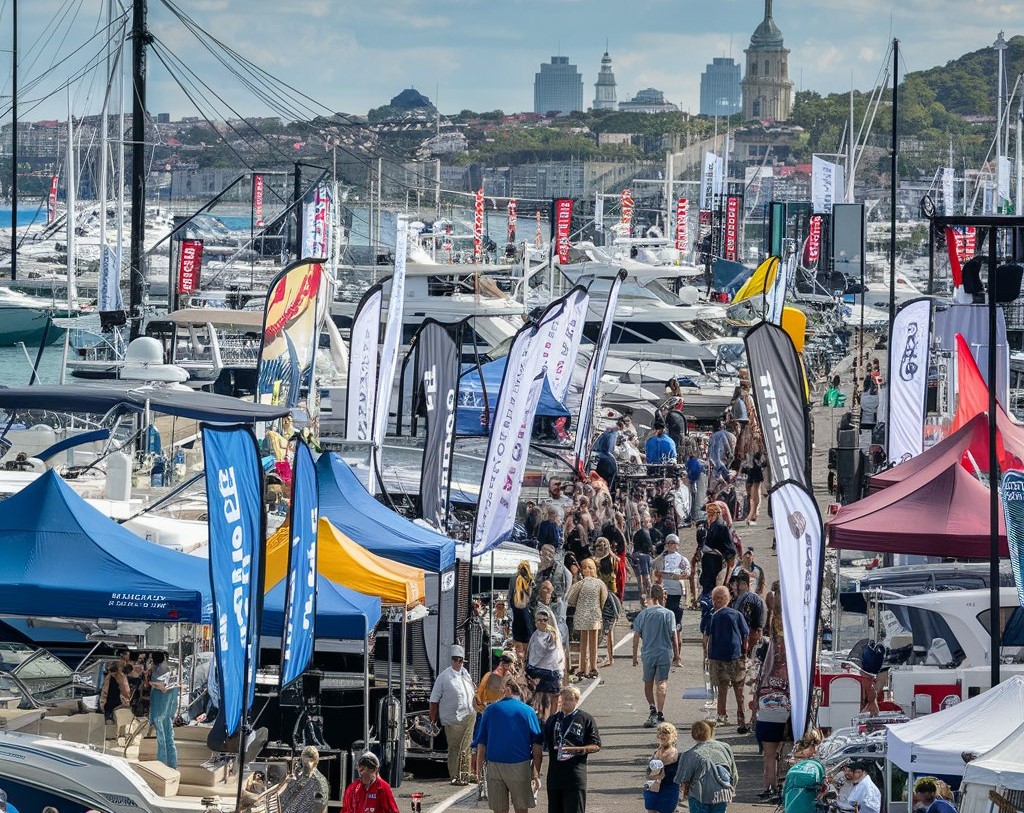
[632,584,677,729]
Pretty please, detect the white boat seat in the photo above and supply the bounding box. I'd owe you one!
[913,692,933,715]
[828,676,863,730]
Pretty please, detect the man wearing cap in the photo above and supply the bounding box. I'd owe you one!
[731,548,766,597]
[914,778,958,813]
[342,751,399,813]
[844,761,881,813]
[0,789,20,813]
[429,645,477,785]
[653,535,690,666]
[645,419,677,466]
[476,678,543,813]
[282,745,332,813]
[631,584,676,728]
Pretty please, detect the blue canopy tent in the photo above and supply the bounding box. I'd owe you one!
[0,470,213,622]
[263,575,381,640]
[457,357,570,437]
[316,453,456,573]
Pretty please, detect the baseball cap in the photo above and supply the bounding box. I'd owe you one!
[499,650,516,664]
[358,751,380,769]
[451,644,466,659]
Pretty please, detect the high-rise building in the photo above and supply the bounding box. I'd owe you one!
[741,0,794,121]
[700,57,742,117]
[592,51,618,111]
[534,56,584,116]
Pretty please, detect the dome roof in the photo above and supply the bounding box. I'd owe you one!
[750,0,784,48]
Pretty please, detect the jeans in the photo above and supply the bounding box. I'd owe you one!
[150,686,179,769]
[688,799,728,813]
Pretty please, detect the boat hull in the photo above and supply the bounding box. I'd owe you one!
[0,307,67,346]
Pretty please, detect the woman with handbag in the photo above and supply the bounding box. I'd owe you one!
[526,608,565,721]
[676,720,739,813]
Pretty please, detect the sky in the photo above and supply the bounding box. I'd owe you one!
[2,0,1023,123]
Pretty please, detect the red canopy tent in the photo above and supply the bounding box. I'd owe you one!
[826,444,1009,557]
[869,413,1024,492]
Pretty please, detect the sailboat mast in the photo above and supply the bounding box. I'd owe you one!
[10,0,17,281]
[847,85,855,203]
[1016,94,1023,217]
[99,0,110,274]
[66,90,77,311]
[129,0,148,339]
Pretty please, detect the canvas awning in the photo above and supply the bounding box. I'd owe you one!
[265,518,425,607]
[317,453,456,573]
[263,575,382,640]
[0,471,212,622]
[457,357,570,436]
[887,675,1024,775]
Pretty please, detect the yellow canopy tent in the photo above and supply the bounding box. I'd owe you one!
[265,517,425,608]
[732,256,780,304]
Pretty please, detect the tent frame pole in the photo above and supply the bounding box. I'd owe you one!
[363,634,370,763]
[987,225,1000,689]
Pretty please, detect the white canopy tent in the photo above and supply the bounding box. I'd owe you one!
[960,719,1024,813]
[886,676,1024,776]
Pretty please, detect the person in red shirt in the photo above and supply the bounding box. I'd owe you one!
[342,752,399,813]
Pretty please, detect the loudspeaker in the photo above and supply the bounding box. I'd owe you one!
[992,263,1024,304]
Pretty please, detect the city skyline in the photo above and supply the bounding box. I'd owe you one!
[2,0,1021,122]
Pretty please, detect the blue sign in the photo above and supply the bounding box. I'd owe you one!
[202,425,263,737]
[1000,470,1024,610]
[280,439,319,687]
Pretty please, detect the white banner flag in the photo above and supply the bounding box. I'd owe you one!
[999,156,1012,208]
[942,167,955,216]
[539,286,590,403]
[302,183,332,260]
[345,284,384,442]
[811,156,845,214]
[574,269,626,470]
[369,215,408,489]
[765,254,792,325]
[700,152,723,211]
[98,243,123,313]
[769,480,824,742]
[887,298,931,465]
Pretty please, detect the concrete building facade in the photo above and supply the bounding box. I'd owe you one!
[534,56,584,116]
[741,0,794,122]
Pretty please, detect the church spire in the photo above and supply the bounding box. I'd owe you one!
[765,0,772,20]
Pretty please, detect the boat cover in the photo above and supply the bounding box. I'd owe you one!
[826,449,1008,557]
[265,517,425,607]
[887,675,1024,775]
[457,357,570,437]
[0,384,291,423]
[317,452,456,572]
[263,574,381,640]
[0,470,212,622]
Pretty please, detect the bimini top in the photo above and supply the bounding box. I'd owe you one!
[317,452,456,573]
[0,470,212,623]
[0,384,291,423]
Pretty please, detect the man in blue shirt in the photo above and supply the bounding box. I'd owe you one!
[706,585,749,729]
[914,778,958,813]
[645,419,677,466]
[475,679,543,813]
[631,584,677,728]
[708,421,734,480]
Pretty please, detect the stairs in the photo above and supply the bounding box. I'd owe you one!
[137,724,239,800]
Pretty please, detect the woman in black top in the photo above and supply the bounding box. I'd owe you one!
[742,452,767,524]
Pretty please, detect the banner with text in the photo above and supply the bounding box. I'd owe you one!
[301,183,332,260]
[177,239,204,295]
[1001,470,1024,610]
[724,195,741,261]
[803,215,822,269]
[942,167,954,216]
[675,197,689,253]
[48,175,59,223]
[594,194,605,238]
[280,438,318,688]
[811,156,845,214]
[744,321,810,490]
[887,298,932,464]
[620,189,634,232]
[539,285,589,403]
[371,216,408,489]
[700,152,723,211]
[473,189,484,261]
[415,321,460,530]
[257,260,325,408]
[574,269,627,471]
[202,424,263,737]
[769,479,824,742]
[507,198,517,243]
[345,283,384,442]
[253,174,265,227]
[99,243,124,317]
[553,198,574,264]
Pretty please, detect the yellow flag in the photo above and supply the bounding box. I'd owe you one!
[732,256,780,304]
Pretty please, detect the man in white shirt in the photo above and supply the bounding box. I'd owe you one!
[544,479,574,522]
[429,645,477,785]
[844,760,882,813]
[653,534,691,667]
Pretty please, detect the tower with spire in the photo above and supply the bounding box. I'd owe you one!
[593,51,618,111]
[741,0,794,121]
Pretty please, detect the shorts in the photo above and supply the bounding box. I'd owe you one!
[665,594,683,627]
[708,658,745,685]
[642,655,671,682]
[755,720,787,744]
[526,665,562,694]
[487,759,536,811]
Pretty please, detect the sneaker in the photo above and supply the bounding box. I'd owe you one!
[757,786,777,800]
[715,714,729,725]
[737,723,750,734]
[657,713,665,724]
[746,519,757,526]
[643,711,659,728]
